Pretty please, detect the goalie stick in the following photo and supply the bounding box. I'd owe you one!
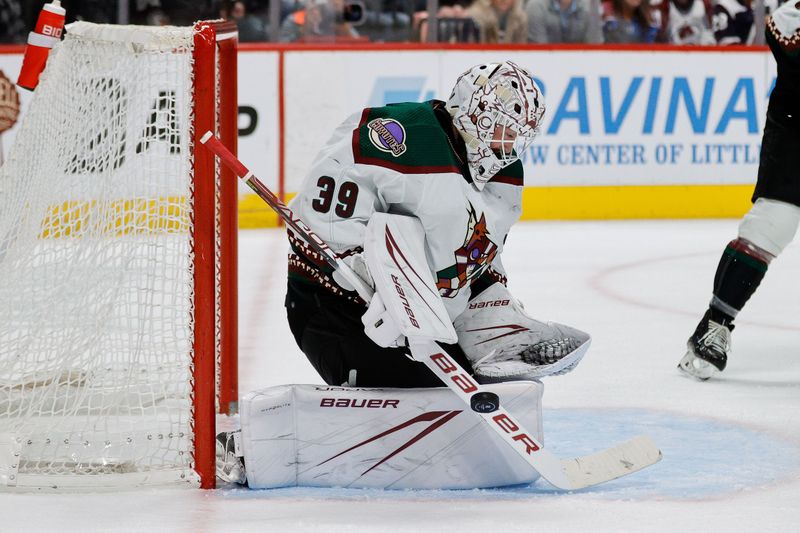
[199,131,662,490]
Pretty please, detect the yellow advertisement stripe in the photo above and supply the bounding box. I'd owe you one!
[522,184,755,220]
[40,197,188,238]
[43,185,755,235]
[238,193,289,228]
[239,185,756,228]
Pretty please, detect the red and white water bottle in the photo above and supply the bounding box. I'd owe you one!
[17,1,66,91]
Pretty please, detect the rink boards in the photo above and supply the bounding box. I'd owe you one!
[0,44,776,223]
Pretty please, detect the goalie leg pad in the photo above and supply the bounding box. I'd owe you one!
[454,283,591,381]
[239,382,544,489]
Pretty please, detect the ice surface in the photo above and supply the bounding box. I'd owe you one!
[4,220,799,532]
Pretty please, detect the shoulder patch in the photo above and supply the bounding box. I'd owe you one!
[352,103,462,174]
[367,118,407,157]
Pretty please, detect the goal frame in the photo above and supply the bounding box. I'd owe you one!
[192,19,239,490]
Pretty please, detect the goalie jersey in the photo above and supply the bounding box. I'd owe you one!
[288,100,524,320]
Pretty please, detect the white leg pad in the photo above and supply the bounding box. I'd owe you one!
[738,198,800,257]
[239,382,544,489]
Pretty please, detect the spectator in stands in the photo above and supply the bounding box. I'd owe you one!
[526,0,603,43]
[243,0,274,22]
[413,0,477,42]
[280,0,362,42]
[220,0,269,41]
[142,6,171,25]
[135,1,219,25]
[358,0,412,42]
[601,0,660,43]
[711,0,756,45]
[652,0,714,44]
[0,0,26,44]
[712,0,790,46]
[467,0,527,43]
[133,1,160,19]
[228,0,296,31]
[61,0,115,23]
[159,0,209,25]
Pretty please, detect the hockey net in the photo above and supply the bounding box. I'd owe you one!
[0,21,238,490]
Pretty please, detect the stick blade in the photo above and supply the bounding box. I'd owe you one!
[560,435,662,490]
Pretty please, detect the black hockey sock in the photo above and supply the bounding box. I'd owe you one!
[709,238,772,322]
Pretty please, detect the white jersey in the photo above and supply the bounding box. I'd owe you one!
[288,100,524,320]
[712,0,784,45]
[768,0,800,48]
[659,0,715,45]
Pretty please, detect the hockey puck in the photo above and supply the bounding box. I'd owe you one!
[470,391,499,413]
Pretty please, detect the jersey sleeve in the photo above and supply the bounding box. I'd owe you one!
[289,110,390,252]
[290,103,457,253]
[767,2,800,59]
[290,102,524,319]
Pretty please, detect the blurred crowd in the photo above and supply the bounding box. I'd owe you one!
[0,0,784,45]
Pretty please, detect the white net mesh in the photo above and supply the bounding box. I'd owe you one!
[0,23,204,488]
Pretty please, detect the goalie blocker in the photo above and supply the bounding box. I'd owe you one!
[232,381,544,489]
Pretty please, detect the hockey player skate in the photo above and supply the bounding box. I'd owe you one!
[678,310,733,380]
[454,283,590,382]
[216,430,247,484]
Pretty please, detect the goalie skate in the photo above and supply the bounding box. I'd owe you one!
[216,430,246,485]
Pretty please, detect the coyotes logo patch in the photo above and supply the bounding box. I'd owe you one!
[436,203,498,298]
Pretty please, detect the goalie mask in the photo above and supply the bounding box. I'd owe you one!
[447,61,545,190]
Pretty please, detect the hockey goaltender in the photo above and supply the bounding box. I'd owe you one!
[210,61,659,490]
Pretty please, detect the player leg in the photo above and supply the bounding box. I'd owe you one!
[679,116,800,379]
[285,279,474,388]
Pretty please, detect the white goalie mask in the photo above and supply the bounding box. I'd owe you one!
[447,61,545,190]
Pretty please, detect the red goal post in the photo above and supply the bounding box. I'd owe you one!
[194,19,240,489]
